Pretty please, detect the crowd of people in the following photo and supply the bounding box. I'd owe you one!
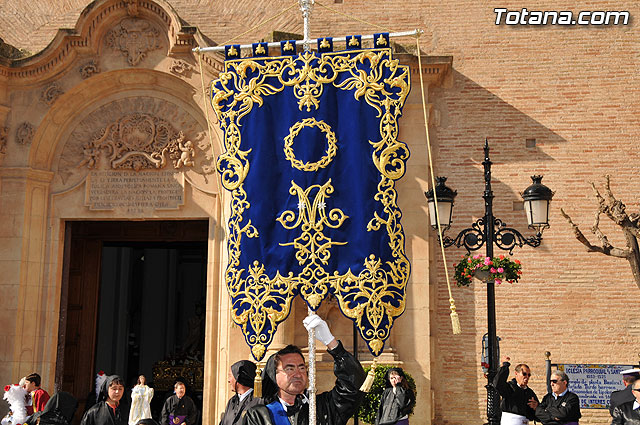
[23,313,640,425]
[494,357,640,424]
[1,315,414,425]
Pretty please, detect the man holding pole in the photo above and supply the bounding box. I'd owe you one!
[243,314,366,425]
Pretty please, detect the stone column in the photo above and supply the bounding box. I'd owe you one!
[1,168,54,386]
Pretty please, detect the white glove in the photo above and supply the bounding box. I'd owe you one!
[303,314,335,346]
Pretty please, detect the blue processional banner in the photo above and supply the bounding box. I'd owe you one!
[211,42,411,360]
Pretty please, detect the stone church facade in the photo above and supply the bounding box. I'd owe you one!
[0,1,638,424]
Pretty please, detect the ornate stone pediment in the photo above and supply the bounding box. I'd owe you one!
[105,18,162,66]
[56,97,214,189]
[79,114,195,171]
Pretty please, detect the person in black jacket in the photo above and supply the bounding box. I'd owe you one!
[80,375,128,425]
[242,314,366,425]
[219,360,260,425]
[493,357,538,424]
[611,369,640,416]
[611,380,640,424]
[160,382,198,425]
[535,370,581,425]
[25,391,78,425]
[375,367,414,425]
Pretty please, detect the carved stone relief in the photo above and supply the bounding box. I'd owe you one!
[40,83,64,105]
[16,122,34,145]
[169,59,193,77]
[78,114,195,171]
[56,97,213,190]
[105,18,161,66]
[125,0,140,17]
[0,127,7,154]
[80,60,101,79]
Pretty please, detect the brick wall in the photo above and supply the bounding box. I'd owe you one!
[2,1,639,423]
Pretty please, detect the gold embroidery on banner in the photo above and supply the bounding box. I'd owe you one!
[228,46,238,57]
[277,180,348,308]
[376,34,388,46]
[283,41,294,52]
[320,38,330,49]
[348,37,360,47]
[283,118,337,171]
[255,44,266,55]
[212,48,411,358]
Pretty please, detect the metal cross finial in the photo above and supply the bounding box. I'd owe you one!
[299,0,315,52]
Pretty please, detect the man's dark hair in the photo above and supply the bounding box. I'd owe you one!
[274,345,304,368]
[25,373,41,387]
[624,375,639,384]
[108,377,125,387]
[514,364,530,373]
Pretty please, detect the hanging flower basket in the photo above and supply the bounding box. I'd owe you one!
[453,254,522,286]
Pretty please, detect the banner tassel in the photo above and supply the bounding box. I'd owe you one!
[254,366,262,398]
[449,299,461,335]
[360,358,377,393]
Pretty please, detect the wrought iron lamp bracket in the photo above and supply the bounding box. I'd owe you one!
[439,216,542,255]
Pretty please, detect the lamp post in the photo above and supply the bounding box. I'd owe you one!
[425,139,554,425]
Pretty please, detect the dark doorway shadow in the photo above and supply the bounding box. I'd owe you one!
[57,221,208,425]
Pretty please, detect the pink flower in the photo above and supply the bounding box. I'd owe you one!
[473,254,482,260]
[490,267,497,273]
[484,257,492,266]
[497,267,504,273]
[495,279,502,284]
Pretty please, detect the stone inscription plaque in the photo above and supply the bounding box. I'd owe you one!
[86,170,184,213]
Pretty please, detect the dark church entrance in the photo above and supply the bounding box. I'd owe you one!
[57,221,209,424]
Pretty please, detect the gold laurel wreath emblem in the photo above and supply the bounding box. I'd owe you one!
[283,118,337,172]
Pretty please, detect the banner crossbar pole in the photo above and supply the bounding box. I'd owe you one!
[193,29,422,53]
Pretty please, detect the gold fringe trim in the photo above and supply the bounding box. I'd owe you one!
[253,366,262,398]
[360,359,378,393]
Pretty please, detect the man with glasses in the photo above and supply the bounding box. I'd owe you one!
[611,380,640,424]
[535,370,581,425]
[610,369,640,416]
[243,314,366,425]
[493,357,539,424]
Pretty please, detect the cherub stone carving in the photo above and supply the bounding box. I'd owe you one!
[176,139,194,169]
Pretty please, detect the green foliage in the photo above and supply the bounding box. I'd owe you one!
[453,253,522,286]
[356,365,417,425]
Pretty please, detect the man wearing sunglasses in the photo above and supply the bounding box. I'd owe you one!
[493,357,539,424]
[535,371,581,425]
[611,380,640,424]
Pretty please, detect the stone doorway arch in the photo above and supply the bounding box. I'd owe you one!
[16,67,226,425]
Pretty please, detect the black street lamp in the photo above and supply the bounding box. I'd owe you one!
[424,139,554,425]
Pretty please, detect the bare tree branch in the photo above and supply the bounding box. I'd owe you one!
[563,177,640,289]
[560,208,628,257]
